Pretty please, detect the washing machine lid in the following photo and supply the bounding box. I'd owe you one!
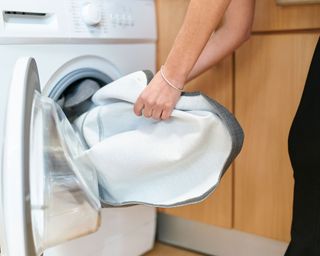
[1,57,39,256]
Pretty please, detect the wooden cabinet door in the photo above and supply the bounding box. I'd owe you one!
[253,0,320,32]
[157,0,234,228]
[234,33,319,241]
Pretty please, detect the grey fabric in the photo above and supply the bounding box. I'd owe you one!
[61,79,100,120]
[64,79,100,108]
[142,70,154,84]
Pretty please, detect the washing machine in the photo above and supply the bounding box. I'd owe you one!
[0,0,157,255]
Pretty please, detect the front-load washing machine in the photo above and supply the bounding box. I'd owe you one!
[0,0,157,255]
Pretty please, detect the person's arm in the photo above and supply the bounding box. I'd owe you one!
[161,0,232,87]
[134,0,254,120]
[187,0,255,81]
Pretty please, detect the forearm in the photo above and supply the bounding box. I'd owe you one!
[163,0,232,88]
[187,0,255,81]
[187,25,249,81]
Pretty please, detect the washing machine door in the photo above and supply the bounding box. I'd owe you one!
[0,57,101,256]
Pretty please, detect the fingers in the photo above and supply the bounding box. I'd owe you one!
[142,98,173,120]
[133,98,144,116]
[161,107,173,120]
[143,102,160,120]
[143,104,153,118]
[142,96,154,118]
[134,99,170,120]
[152,107,163,120]
[134,95,175,120]
[134,95,156,119]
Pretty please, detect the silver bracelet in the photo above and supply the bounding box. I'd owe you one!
[160,65,184,92]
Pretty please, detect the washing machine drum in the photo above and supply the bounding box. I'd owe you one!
[1,58,243,256]
[72,70,244,207]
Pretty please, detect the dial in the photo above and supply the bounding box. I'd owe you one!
[81,3,102,26]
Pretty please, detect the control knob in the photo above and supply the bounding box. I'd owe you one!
[81,3,101,26]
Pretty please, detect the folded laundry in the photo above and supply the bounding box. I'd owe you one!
[72,71,244,207]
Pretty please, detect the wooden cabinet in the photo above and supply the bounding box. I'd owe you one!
[253,1,320,31]
[234,33,319,241]
[235,0,320,243]
[157,0,234,228]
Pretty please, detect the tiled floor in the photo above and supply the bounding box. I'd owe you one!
[144,243,204,256]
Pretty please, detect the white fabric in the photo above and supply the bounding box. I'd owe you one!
[73,71,234,207]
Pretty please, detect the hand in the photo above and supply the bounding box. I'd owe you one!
[134,71,183,120]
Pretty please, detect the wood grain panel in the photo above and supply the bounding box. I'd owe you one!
[253,0,320,32]
[156,0,234,228]
[234,33,319,241]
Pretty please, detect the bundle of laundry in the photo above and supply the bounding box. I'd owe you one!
[69,71,244,207]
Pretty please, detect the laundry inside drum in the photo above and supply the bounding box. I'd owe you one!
[57,78,100,121]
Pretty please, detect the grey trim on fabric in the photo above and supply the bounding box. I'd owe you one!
[202,93,244,176]
[98,93,244,208]
[142,70,154,84]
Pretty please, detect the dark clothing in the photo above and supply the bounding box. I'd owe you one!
[285,37,320,256]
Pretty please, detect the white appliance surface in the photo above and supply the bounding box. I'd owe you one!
[0,0,157,255]
[45,206,156,256]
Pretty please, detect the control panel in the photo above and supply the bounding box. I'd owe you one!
[68,0,142,36]
[0,0,156,42]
